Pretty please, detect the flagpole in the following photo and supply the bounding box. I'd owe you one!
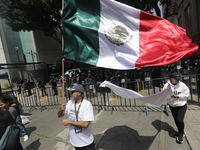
[61,0,65,104]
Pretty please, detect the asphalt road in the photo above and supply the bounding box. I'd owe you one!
[20,105,194,150]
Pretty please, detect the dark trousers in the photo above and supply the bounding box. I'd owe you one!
[41,88,47,96]
[169,104,187,135]
[52,86,57,95]
[27,89,32,96]
[18,86,21,94]
[14,138,24,150]
[75,142,96,150]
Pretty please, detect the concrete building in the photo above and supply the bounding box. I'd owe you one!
[0,17,61,87]
[176,0,200,46]
[161,0,200,74]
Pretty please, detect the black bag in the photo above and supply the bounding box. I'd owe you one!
[0,124,20,150]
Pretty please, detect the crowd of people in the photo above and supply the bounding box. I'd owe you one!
[10,58,200,96]
[9,60,200,100]
[64,61,198,85]
[13,75,63,97]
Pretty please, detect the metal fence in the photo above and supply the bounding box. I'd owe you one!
[5,74,200,112]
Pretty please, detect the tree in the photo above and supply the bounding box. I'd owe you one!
[0,0,62,45]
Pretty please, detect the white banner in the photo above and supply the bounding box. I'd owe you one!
[100,81,172,107]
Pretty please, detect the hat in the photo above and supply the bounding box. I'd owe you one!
[69,84,84,93]
[170,73,181,80]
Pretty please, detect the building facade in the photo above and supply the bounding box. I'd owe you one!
[164,0,200,50]
[162,0,200,73]
[177,0,200,45]
[0,17,61,87]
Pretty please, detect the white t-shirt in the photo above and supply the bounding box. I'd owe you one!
[65,99,94,147]
[163,80,190,107]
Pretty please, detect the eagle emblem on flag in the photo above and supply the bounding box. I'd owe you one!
[104,25,133,46]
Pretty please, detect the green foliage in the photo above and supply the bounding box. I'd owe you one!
[0,0,62,43]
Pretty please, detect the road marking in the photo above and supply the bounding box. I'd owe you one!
[54,142,73,150]
[56,128,68,141]
[93,110,103,123]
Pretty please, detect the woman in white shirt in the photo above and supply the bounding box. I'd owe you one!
[163,72,190,144]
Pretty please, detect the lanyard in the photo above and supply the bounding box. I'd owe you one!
[74,100,83,121]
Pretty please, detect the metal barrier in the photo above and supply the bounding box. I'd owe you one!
[7,74,200,112]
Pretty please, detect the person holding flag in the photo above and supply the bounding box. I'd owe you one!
[58,84,96,150]
[163,73,190,144]
[62,0,197,144]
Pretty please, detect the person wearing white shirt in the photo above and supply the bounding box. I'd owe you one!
[58,84,96,150]
[163,72,190,144]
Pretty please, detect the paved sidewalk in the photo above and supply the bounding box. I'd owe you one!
[185,104,200,150]
[20,104,200,150]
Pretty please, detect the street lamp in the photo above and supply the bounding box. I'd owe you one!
[27,50,37,70]
[15,47,24,78]
[15,47,20,63]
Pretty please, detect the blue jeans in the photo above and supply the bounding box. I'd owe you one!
[16,115,28,136]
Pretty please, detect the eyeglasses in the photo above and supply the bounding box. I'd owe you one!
[71,91,78,94]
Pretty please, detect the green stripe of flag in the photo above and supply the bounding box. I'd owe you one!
[62,0,100,65]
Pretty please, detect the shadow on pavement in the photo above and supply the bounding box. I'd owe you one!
[26,126,37,135]
[152,120,176,138]
[95,120,176,150]
[24,139,41,150]
[95,125,156,150]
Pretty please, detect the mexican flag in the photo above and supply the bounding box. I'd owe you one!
[62,0,198,70]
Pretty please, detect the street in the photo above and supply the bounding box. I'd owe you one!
[20,105,196,150]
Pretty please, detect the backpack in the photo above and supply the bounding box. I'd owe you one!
[0,124,20,150]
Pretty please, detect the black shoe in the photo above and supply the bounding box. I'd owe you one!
[163,110,169,116]
[174,133,185,138]
[176,134,184,144]
[173,132,179,138]
[163,105,170,116]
